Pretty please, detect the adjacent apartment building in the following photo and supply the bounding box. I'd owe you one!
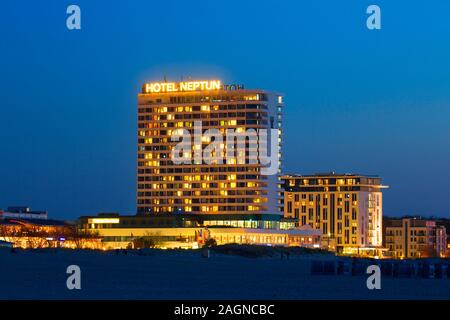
[384,218,447,258]
[282,173,386,255]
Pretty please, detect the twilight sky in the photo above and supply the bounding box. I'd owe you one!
[1,0,450,219]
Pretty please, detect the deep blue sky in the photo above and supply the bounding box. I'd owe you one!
[1,0,449,219]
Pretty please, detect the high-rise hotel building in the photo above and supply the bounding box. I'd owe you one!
[282,173,387,254]
[137,80,283,217]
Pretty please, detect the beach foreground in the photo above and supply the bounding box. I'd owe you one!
[1,248,449,300]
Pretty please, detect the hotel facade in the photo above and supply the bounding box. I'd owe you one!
[76,80,328,250]
[137,80,283,217]
[282,173,386,255]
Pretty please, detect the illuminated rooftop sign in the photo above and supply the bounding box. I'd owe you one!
[143,80,222,93]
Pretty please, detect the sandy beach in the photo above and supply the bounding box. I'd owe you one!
[0,248,449,300]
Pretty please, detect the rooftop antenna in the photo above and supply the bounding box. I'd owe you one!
[163,75,167,82]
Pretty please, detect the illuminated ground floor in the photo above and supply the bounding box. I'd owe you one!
[76,214,389,256]
[341,245,387,259]
[77,213,324,249]
[87,226,323,250]
[0,217,101,249]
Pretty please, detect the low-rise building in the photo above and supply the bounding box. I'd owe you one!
[77,213,323,250]
[384,218,447,258]
[0,206,101,249]
[0,206,48,220]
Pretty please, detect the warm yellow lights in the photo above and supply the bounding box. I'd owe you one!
[243,95,259,101]
[144,80,221,93]
[183,151,191,158]
[88,218,120,224]
[137,80,283,217]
